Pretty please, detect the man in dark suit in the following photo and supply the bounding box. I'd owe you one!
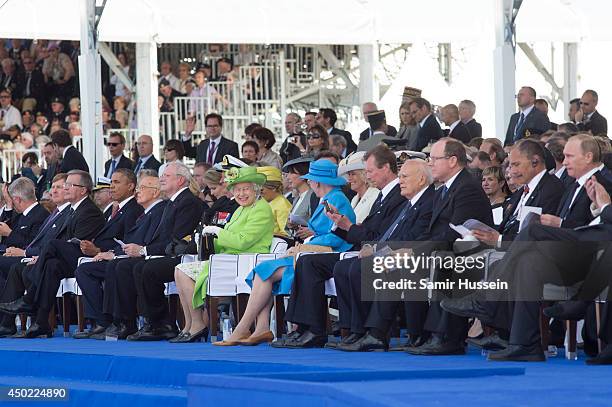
[359,102,397,141]
[410,98,444,152]
[279,113,306,163]
[0,170,106,338]
[576,89,608,136]
[401,138,493,356]
[316,108,357,155]
[74,172,164,339]
[0,174,71,337]
[441,104,472,144]
[110,162,203,341]
[38,142,61,198]
[472,140,564,248]
[104,132,133,178]
[546,136,575,189]
[442,134,612,361]
[182,113,239,165]
[504,86,551,146]
[17,56,46,107]
[276,145,405,348]
[330,160,436,351]
[133,134,161,174]
[535,99,558,130]
[52,129,89,173]
[0,178,49,257]
[459,100,482,140]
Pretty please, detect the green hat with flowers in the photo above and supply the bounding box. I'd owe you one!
[225,166,267,188]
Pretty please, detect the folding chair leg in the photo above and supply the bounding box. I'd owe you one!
[208,296,219,339]
[566,320,577,360]
[62,293,71,336]
[76,295,85,333]
[274,295,285,339]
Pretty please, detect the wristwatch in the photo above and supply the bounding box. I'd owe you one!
[139,246,146,256]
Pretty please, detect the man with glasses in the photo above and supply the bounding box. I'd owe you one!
[504,86,551,146]
[74,171,167,340]
[17,56,45,111]
[0,170,105,338]
[104,132,133,178]
[576,89,608,136]
[0,89,22,132]
[183,113,239,165]
[133,134,161,174]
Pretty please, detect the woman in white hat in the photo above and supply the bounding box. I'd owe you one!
[338,152,380,224]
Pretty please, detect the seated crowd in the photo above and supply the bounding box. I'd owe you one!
[1,81,612,369]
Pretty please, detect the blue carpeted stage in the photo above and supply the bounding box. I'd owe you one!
[0,333,611,406]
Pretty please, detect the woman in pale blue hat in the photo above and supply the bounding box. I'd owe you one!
[214,159,356,346]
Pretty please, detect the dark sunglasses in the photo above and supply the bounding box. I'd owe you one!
[107,142,122,147]
[308,134,322,139]
[164,147,175,152]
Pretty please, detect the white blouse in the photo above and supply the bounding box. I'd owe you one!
[351,187,380,224]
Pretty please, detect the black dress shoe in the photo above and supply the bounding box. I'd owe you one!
[487,344,545,362]
[324,332,362,349]
[73,325,107,339]
[405,335,465,356]
[170,327,209,343]
[270,330,302,348]
[0,298,35,315]
[337,333,387,352]
[21,323,53,339]
[91,322,137,340]
[127,323,178,341]
[286,330,327,348]
[440,297,493,324]
[389,334,428,351]
[467,333,508,351]
[543,301,588,321]
[586,344,612,365]
[0,325,17,338]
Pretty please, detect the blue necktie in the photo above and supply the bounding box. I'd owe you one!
[134,158,143,173]
[380,201,412,242]
[514,112,525,141]
[439,185,448,201]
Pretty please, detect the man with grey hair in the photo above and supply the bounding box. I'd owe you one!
[328,158,437,351]
[0,169,105,338]
[330,134,348,158]
[111,161,204,341]
[441,104,472,144]
[458,100,482,139]
[359,102,397,141]
[0,177,49,255]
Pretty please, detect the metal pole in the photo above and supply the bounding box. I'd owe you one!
[492,0,516,140]
[562,43,578,113]
[136,42,160,158]
[79,0,104,179]
[279,50,287,139]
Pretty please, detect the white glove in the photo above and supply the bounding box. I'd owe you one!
[202,226,221,236]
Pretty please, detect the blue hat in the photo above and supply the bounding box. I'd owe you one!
[300,159,346,186]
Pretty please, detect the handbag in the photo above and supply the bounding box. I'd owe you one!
[164,235,198,257]
[199,233,216,261]
[285,243,332,267]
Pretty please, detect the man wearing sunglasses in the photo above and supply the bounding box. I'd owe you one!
[104,132,134,178]
[576,89,608,137]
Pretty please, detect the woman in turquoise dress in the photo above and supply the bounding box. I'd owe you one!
[214,159,355,346]
[172,166,275,343]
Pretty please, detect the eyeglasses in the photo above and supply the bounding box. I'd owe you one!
[206,124,221,128]
[164,147,175,152]
[428,155,451,163]
[107,142,122,147]
[307,134,322,139]
[63,182,86,189]
[136,185,159,191]
[580,102,590,106]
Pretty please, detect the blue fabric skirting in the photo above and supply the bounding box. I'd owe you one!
[245,256,294,295]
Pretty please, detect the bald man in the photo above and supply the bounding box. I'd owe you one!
[441,104,473,144]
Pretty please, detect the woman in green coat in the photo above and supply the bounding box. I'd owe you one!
[172,166,275,343]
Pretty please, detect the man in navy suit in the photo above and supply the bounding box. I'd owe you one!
[317,108,358,155]
[277,145,406,348]
[504,86,551,146]
[133,135,162,174]
[330,159,436,351]
[52,129,89,174]
[182,113,239,165]
[410,98,444,152]
[0,170,106,338]
[104,132,133,178]
[0,178,49,257]
[0,174,72,337]
[576,89,608,136]
[74,171,165,339]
